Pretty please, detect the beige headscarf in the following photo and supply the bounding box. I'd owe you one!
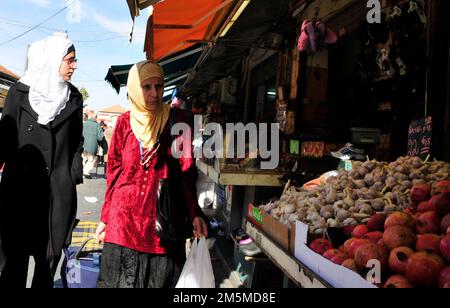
[127,61,170,149]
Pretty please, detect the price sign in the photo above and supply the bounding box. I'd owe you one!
[407,117,432,159]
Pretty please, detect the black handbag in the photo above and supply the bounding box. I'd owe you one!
[155,109,193,243]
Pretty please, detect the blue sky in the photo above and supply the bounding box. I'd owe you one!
[0,0,150,111]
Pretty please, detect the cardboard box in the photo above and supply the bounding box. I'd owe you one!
[294,221,377,288]
[262,211,296,256]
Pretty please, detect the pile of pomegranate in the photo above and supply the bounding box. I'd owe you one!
[308,180,450,288]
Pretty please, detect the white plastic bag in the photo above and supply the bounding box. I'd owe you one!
[176,237,215,288]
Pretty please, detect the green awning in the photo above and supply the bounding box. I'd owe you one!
[105,44,203,94]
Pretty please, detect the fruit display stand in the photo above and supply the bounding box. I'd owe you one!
[245,220,331,288]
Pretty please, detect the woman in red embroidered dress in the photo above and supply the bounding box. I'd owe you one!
[95,61,208,288]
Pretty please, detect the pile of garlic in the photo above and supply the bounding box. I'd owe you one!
[259,156,450,235]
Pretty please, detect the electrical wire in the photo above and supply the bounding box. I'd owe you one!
[0,1,75,47]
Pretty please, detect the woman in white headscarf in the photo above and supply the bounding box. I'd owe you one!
[0,34,84,288]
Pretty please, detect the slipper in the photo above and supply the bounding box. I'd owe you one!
[316,21,338,45]
[297,19,311,51]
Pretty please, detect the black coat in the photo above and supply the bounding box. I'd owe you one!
[0,82,83,263]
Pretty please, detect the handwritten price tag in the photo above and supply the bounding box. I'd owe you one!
[408,117,432,159]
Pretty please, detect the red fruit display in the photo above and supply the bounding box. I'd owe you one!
[410,183,431,207]
[439,267,450,288]
[416,211,441,234]
[385,212,415,230]
[323,249,341,260]
[431,180,450,196]
[309,239,334,255]
[352,225,369,238]
[363,231,384,244]
[342,259,358,272]
[388,247,414,275]
[383,275,414,289]
[416,234,442,254]
[354,243,388,272]
[417,201,438,213]
[383,226,417,250]
[367,214,387,232]
[406,252,446,287]
[428,192,450,216]
[348,239,371,259]
[441,214,450,234]
[440,234,450,262]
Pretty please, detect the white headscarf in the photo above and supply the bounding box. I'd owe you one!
[19,34,74,125]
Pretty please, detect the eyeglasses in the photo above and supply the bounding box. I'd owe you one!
[64,58,78,65]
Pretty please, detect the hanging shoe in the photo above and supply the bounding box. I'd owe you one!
[316,21,338,45]
[297,20,311,52]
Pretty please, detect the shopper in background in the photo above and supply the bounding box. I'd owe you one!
[95,60,208,288]
[0,34,83,288]
[82,113,103,179]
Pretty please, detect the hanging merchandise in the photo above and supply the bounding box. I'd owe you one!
[297,19,338,53]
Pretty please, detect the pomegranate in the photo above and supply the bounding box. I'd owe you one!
[428,192,450,216]
[406,252,446,287]
[309,239,333,255]
[331,253,348,265]
[443,282,450,288]
[441,214,450,234]
[417,200,438,213]
[343,225,357,238]
[351,225,369,238]
[363,231,384,244]
[348,239,371,259]
[447,227,450,234]
[439,267,450,288]
[367,214,387,232]
[342,259,358,272]
[354,243,388,272]
[431,180,450,196]
[416,211,441,234]
[383,275,414,288]
[410,183,431,207]
[338,245,345,253]
[388,247,414,274]
[440,234,450,262]
[323,249,341,261]
[383,226,417,250]
[416,234,442,254]
[385,212,415,230]
[343,238,357,254]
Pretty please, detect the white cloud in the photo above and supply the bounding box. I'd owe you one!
[27,0,51,7]
[93,13,146,44]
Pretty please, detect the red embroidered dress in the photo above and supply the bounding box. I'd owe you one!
[100,111,198,254]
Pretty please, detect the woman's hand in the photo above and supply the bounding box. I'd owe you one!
[94,221,107,244]
[192,217,208,238]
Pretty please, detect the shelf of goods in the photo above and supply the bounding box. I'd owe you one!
[245,220,331,288]
[196,159,284,187]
